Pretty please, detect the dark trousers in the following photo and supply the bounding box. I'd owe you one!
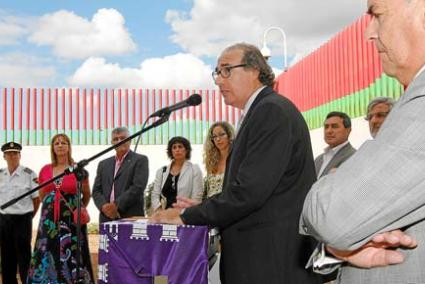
[0,212,33,284]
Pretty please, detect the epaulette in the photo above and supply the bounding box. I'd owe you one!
[24,167,34,174]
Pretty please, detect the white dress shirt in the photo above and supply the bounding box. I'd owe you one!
[317,140,350,177]
[0,165,38,215]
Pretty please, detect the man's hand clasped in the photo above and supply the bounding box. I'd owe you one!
[327,229,417,268]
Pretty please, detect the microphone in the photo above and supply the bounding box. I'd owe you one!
[150,93,202,117]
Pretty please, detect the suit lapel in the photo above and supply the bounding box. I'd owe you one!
[315,155,324,176]
[320,144,352,177]
[106,158,115,189]
[235,86,273,141]
[114,151,133,181]
[179,161,189,180]
[224,87,273,188]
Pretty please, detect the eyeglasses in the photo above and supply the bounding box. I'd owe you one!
[212,64,247,81]
[211,133,228,141]
[365,111,389,121]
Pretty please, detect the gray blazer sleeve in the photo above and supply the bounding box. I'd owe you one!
[300,93,425,250]
[189,164,204,202]
[151,166,166,210]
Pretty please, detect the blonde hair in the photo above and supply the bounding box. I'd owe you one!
[203,122,235,174]
[50,134,74,166]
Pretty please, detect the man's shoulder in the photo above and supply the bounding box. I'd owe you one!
[314,153,324,163]
[23,166,35,175]
[130,151,148,160]
[97,156,115,168]
[257,89,297,111]
[338,143,356,155]
[100,155,115,163]
[346,143,357,153]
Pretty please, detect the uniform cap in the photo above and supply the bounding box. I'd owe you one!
[1,142,22,153]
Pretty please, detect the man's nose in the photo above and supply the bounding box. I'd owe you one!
[214,75,224,86]
[365,15,378,42]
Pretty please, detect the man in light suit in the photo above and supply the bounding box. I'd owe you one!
[315,112,356,178]
[152,43,320,284]
[300,0,425,282]
[93,127,149,223]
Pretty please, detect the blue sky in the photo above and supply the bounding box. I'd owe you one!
[0,0,366,89]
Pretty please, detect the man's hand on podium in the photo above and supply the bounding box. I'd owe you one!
[150,208,184,225]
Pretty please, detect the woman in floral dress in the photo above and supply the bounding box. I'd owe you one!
[27,134,93,284]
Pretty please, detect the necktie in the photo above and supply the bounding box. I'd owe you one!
[110,159,123,202]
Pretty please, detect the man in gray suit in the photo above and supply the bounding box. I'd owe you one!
[300,0,425,282]
[315,112,356,178]
[93,127,149,223]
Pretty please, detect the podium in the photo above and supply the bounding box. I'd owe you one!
[98,219,208,284]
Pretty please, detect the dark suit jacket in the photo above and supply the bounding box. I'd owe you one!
[92,150,149,223]
[314,143,356,178]
[182,87,320,284]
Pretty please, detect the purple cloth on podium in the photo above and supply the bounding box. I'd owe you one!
[98,220,208,284]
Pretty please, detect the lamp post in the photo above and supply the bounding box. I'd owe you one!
[260,26,288,71]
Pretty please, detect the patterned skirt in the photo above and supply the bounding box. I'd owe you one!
[27,191,94,284]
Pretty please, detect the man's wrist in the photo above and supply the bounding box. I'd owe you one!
[179,208,187,224]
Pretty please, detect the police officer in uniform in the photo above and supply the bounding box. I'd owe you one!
[0,142,40,284]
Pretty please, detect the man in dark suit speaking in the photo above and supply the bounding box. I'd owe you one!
[151,43,320,284]
[93,127,149,223]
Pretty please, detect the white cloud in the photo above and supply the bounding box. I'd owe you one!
[166,0,367,64]
[0,12,32,45]
[68,53,216,89]
[28,8,137,59]
[0,53,56,87]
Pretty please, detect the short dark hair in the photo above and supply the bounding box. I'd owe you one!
[167,136,192,160]
[325,111,351,128]
[223,43,275,87]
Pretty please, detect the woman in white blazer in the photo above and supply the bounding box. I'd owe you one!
[151,136,203,211]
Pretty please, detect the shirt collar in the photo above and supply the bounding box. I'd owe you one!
[115,150,130,163]
[8,165,23,176]
[242,86,266,115]
[413,64,425,80]
[324,140,349,154]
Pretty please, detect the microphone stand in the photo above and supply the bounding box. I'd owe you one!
[74,166,88,283]
[1,112,171,283]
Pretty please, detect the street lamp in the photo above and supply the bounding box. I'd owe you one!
[260,26,288,71]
